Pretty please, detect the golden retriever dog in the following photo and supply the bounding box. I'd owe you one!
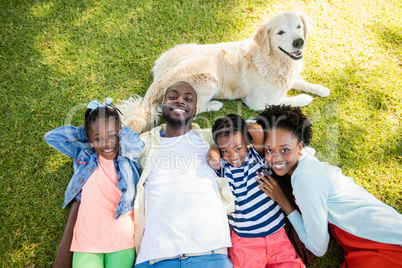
[119,11,329,133]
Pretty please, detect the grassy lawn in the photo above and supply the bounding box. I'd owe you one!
[1,0,401,266]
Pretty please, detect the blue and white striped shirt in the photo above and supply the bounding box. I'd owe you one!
[216,147,285,237]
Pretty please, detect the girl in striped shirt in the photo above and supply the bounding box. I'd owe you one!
[207,114,305,268]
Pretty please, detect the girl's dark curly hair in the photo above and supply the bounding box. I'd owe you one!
[84,105,122,136]
[212,114,252,144]
[255,104,312,146]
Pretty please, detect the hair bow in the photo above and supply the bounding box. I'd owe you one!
[87,98,113,114]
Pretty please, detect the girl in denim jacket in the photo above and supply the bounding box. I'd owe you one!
[44,98,144,268]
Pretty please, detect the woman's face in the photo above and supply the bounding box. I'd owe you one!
[264,127,303,176]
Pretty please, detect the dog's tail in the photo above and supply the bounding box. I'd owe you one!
[117,81,165,133]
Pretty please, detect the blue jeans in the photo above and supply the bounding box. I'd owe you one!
[135,254,232,268]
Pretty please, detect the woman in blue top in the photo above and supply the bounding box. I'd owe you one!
[44,98,144,268]
[255,104,402,268]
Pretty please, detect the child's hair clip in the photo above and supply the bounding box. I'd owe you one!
[87,98,113,114]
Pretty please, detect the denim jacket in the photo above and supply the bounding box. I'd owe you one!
[44,125,144,219]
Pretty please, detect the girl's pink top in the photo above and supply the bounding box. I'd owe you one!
[70,156,135,253]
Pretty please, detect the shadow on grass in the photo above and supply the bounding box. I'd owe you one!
[371,22,402,52]
[0,0,263,266]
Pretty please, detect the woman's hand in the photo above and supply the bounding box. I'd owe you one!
[256,170,286,203]
[256,170,296,215]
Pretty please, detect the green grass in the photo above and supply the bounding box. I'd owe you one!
[1,0,401,266]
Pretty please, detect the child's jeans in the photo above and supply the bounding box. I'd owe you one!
[229,227,305,268]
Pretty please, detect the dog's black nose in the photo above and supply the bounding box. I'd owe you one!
[293,38,304,49]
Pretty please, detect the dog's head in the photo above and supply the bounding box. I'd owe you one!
[254,11,311,60]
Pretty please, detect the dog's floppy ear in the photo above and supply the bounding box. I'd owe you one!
[295,11,311,41]
[253,20,270,54]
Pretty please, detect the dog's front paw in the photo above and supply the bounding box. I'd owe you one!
[296,94,314,106]
[282,94,313,107]
[315,85,330,97]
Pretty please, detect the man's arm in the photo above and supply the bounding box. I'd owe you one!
[53,200,80,268]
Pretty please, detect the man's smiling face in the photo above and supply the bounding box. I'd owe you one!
[162,82,197,128]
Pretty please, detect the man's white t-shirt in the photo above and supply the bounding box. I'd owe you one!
[136,131,231,264]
